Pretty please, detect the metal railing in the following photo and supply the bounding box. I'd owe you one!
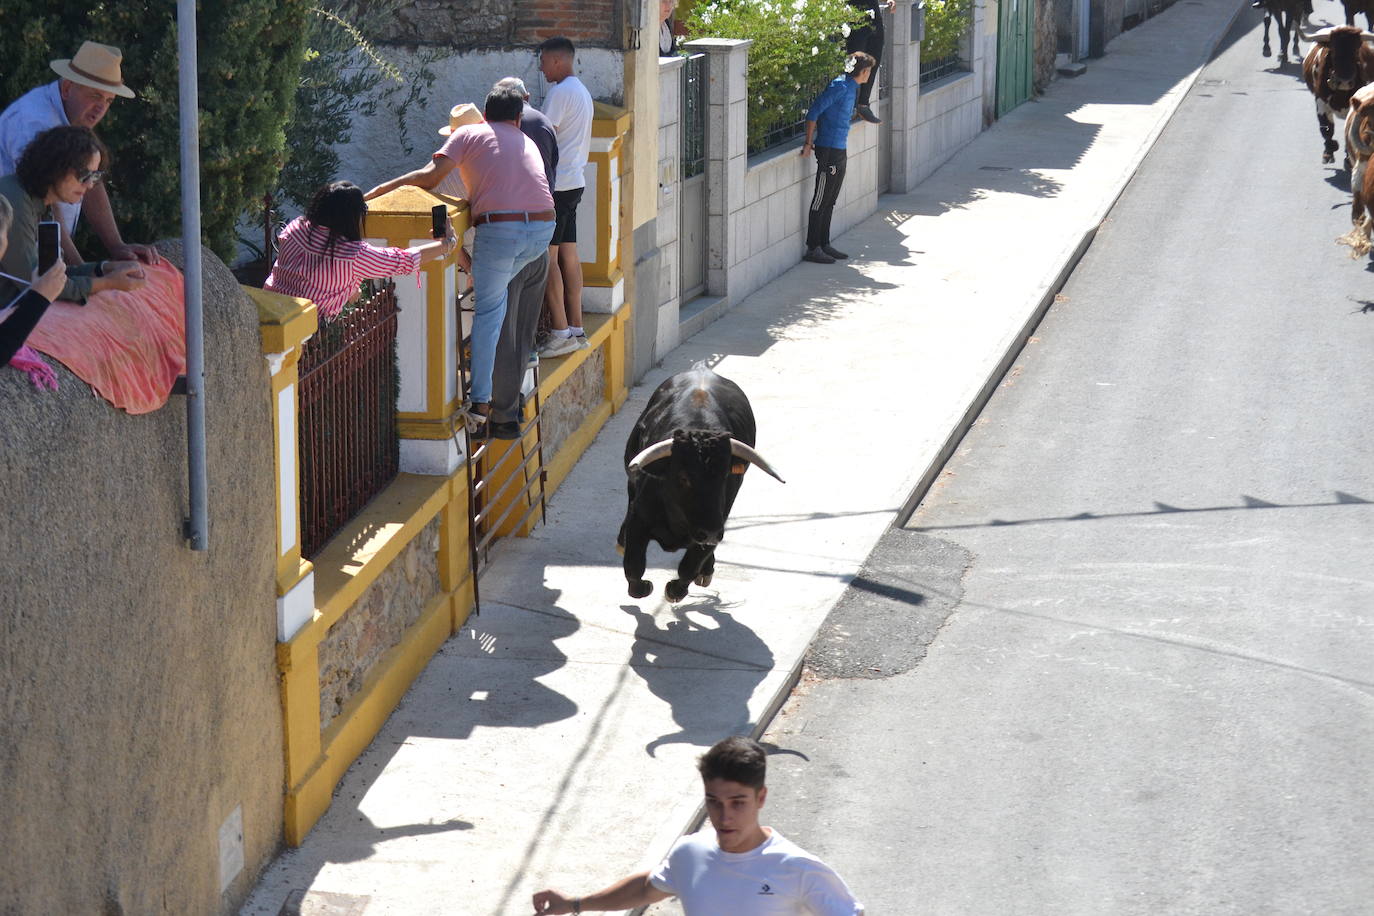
[749,76,830,158]
[682,53,707,179]
[298,279,401,558]
[919,51,968,85]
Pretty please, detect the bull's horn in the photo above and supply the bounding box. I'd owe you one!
[1363,30,1374,40]
[729,439,786,483]
[628,438,675,473]
[1301,26,1333,41]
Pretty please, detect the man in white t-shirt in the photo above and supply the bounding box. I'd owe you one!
[531,736,864,915]
[534,36,595,358]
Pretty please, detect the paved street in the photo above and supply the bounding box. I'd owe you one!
[749,4,1374,915]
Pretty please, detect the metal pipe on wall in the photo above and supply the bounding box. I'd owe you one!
[178,0,209,550]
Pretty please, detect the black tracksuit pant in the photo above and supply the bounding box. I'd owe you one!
[846,22,883,108]
[806,147,847,250]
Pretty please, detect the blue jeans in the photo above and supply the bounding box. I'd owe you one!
[469,219,555,405]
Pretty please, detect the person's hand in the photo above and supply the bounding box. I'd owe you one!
[110,242,161,266]
[455,245,472,274]
[104,261,148,292]
[799,141,813,158]
[30,260,68,303]
[531,890,574,914]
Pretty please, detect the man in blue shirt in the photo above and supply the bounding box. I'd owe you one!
[799,52,876,265]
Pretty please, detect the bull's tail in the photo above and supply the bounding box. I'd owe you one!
[1336,215,1374,256]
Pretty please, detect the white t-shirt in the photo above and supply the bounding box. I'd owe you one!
[650,828,864,916]
[0,81,80,234]
[541,75,593,191]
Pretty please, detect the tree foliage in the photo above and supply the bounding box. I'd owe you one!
[683,0,865,155]
[921,0,975,63]
[0,0,311,259]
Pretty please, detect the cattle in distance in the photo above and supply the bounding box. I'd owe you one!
[1301,25,1374,164]
[617,364,784,602]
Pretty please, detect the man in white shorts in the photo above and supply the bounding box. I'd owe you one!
[531,736,864,915]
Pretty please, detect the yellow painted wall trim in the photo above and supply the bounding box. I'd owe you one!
[284,587,455,846]
[592,101,632,137]
[277,556,314,600]
[248,286,318,354]
[311,473,455,632]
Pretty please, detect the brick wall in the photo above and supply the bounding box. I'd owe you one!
[382,0,621,48]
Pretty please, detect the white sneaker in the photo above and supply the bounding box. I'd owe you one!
[573,333,590,350]
[539,334,580,357]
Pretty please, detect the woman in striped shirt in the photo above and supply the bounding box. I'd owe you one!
[265,180,455,320]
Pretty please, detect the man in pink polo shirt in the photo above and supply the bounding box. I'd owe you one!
[366,83,554,434]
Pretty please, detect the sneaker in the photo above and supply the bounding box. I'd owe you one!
[802,247,836,264]
[822,245,848,260]
[490,419,522,440]
[539,334,580,357]
[573,333,590,350]
[526,350,539,370]
[855,105,881,124]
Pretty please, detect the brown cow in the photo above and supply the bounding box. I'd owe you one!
[1301,26,1374,164]
[1337,84,1374,255]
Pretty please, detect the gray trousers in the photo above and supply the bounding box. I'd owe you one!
[490,251,550,423]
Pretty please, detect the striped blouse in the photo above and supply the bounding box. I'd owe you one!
[264,217,420,320]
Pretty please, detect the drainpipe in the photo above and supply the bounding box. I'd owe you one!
[178,0,209,550]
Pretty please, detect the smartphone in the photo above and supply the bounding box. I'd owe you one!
[37,221,60,273]
[431,204,447,240]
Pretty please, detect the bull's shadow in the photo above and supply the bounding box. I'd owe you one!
[622,600,774,757]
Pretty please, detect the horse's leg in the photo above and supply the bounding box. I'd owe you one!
[1263,11,1273,58]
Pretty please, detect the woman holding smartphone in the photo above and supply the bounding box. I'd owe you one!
[0,196,67,367]
[0,125,146,307]
[265,180,456,322]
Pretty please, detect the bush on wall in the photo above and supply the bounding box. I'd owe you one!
[0,1,311,260]
[921,0,975,62]
[683,0,865,154]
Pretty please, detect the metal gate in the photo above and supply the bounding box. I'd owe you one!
[680,53,707,302]
[996,0,1034,116]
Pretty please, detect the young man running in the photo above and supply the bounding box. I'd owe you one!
[531,736,864,915]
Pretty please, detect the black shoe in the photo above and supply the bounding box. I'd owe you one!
[490,420,522,440]
[855,105,881,124]
[802,247,836,264]
[822,245,848,259]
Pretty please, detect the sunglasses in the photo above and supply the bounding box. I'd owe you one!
[76,169,104,185]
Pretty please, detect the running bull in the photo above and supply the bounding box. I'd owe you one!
[1302,25,1374,164]
[618,364,784,602]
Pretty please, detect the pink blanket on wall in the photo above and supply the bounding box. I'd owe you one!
[25,260,187,415]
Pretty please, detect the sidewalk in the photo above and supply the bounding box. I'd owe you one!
[242,2,1243,912]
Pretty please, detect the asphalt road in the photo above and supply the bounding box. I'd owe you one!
[749,6,1374,915]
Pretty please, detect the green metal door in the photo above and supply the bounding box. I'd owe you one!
[996,0,1033,116]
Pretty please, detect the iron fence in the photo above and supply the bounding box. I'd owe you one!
[682,53,707,179]
[298,279,401,558]
[749,76,831,158]
[919,51,968,85]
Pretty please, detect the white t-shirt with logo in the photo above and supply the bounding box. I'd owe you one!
[540,74,593,191]
[649,828,864,915]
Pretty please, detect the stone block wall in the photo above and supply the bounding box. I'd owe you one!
[317,517,444,732]
[540,349,608,460]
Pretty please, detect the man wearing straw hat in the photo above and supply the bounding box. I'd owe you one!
[0,40,159,266]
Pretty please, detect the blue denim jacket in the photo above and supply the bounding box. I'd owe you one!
[806,75,858,149]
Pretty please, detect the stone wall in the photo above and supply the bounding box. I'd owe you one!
[0,243,282,913]
[381,0,620,47]
[317,517,443,732]
[1034,0,1058,93]
[540,349,607,460]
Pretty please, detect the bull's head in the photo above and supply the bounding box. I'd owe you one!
[1305,26,1374,91]
[629,429,784,546]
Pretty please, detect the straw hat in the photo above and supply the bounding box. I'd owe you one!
[50,41,136,99]
[438,103,483,137]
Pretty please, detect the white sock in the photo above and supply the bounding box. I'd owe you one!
[552,327,573,339]
[568,325,584,337]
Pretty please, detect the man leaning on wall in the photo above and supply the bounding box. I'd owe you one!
[0,40,159,267]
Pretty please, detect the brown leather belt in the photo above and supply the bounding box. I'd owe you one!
[472,209,556,226]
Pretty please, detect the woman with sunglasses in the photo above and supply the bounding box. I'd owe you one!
[0,125,146,308]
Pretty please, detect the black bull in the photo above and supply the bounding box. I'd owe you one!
[617,366,784,602]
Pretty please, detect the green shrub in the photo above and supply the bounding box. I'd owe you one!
[0,1,311,260]
[921,0,975,62]
[683,0,865,155]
